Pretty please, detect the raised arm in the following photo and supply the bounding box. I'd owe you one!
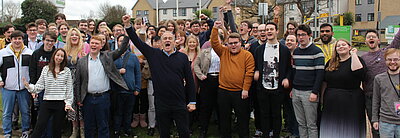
[388,30,400,49]
[210,21,226,56]
[122,15,155,58]
[110,35,130,60]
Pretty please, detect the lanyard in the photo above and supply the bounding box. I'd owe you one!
[387,72,400,99]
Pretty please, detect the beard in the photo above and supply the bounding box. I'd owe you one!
[388,66,400,72]
[321,35,332,44]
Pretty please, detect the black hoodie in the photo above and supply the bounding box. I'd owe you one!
[29,44,56,84]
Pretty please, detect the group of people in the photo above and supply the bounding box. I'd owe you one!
[0,0,399,138]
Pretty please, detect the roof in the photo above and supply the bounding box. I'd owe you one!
[232,0,253,7]
[132,0,211,10]
[379,15,400,29]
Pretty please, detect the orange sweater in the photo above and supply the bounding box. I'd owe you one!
[211,28,255,91]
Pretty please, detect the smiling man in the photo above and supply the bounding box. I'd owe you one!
[372,48,400,138]
[253,22,292,138]
[315,23,336,63]
[122,15,196,138]
[211,20,255,138]
[0,30,33,138]
[361,29,400,138]
[291,24,324,138]
[75,35,130,138]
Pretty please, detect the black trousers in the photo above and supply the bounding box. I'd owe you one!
[156,108,190,138]
[218,88,250,138]
[198,74,219,132]
[257,88,284,138]
[134,88,149,114]
[249,82,261,130]
[31,100,65,138]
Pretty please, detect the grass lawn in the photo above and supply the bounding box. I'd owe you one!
[1,92,287,138]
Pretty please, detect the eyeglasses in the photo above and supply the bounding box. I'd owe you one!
[366,35,378,39]
[320,30,331,33]
[5,31,12,34]
[386,58,399,62]
[45,39,55,43]
[297,33,308,37]
[228,42,240,45]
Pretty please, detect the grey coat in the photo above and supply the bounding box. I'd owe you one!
[75,36,129,103]
[193,48,212,79]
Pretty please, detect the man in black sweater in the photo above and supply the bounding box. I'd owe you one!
[28,31,57,134]
[122,15,196,138]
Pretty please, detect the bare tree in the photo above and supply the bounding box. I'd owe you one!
[3,0,21,22]
[98,3,127,23]
[81,10,97,19]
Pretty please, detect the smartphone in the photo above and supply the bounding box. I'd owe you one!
[142,16,149,25]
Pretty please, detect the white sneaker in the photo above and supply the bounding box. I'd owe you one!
[254,130,263,137]
[4,134,11,138]
[21,131,29,138]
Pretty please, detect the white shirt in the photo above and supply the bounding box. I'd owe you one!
[208,48,220,73]
[262,43,280,90]
[87,53,110,93]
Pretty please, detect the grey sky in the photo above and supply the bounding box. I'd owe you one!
[12,0,138,20]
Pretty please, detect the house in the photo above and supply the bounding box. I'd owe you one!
[281,0,348,38]
[131,0,211,26]
[348,0,400,41]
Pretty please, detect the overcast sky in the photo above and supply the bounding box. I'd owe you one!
[12,0,139,20]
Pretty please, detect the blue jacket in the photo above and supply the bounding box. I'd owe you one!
[114,52,141,92]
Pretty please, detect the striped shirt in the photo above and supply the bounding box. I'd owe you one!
[27,66,73,106]
[292,43,325,94]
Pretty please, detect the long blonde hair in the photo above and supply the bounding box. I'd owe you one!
[326,39,351,72]
[184,35,201,57]
[64,28,84,64]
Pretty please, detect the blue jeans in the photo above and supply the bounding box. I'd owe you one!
[2,88,30,135]
[379,121,400,138]
[113,92,135,132]
[83,92,110,138]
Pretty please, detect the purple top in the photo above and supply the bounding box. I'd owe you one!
[361,30,400,97]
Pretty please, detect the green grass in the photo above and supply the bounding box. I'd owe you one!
[0,92,293,138]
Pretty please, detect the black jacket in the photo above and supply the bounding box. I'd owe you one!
[254,42,292,91]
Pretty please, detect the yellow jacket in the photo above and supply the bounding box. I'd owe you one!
[315,37,336,63]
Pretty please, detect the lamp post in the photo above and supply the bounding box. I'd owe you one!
[156,0,159,26]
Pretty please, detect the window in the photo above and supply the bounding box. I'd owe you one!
[289,17,294,21]
[193,8,197,13]
[355,0,361,5]
[212,7,218,13]
[368,0,374,4]
[289,4,294,10]
[179,8,186,16]
[144,10,149,16]
[367,13,374,21]
[173,9,177,17]
[163,9,167,15]
[355,14,362,22]
[136,10,141,17]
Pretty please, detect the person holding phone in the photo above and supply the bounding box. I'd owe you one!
[23,48,74,138]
